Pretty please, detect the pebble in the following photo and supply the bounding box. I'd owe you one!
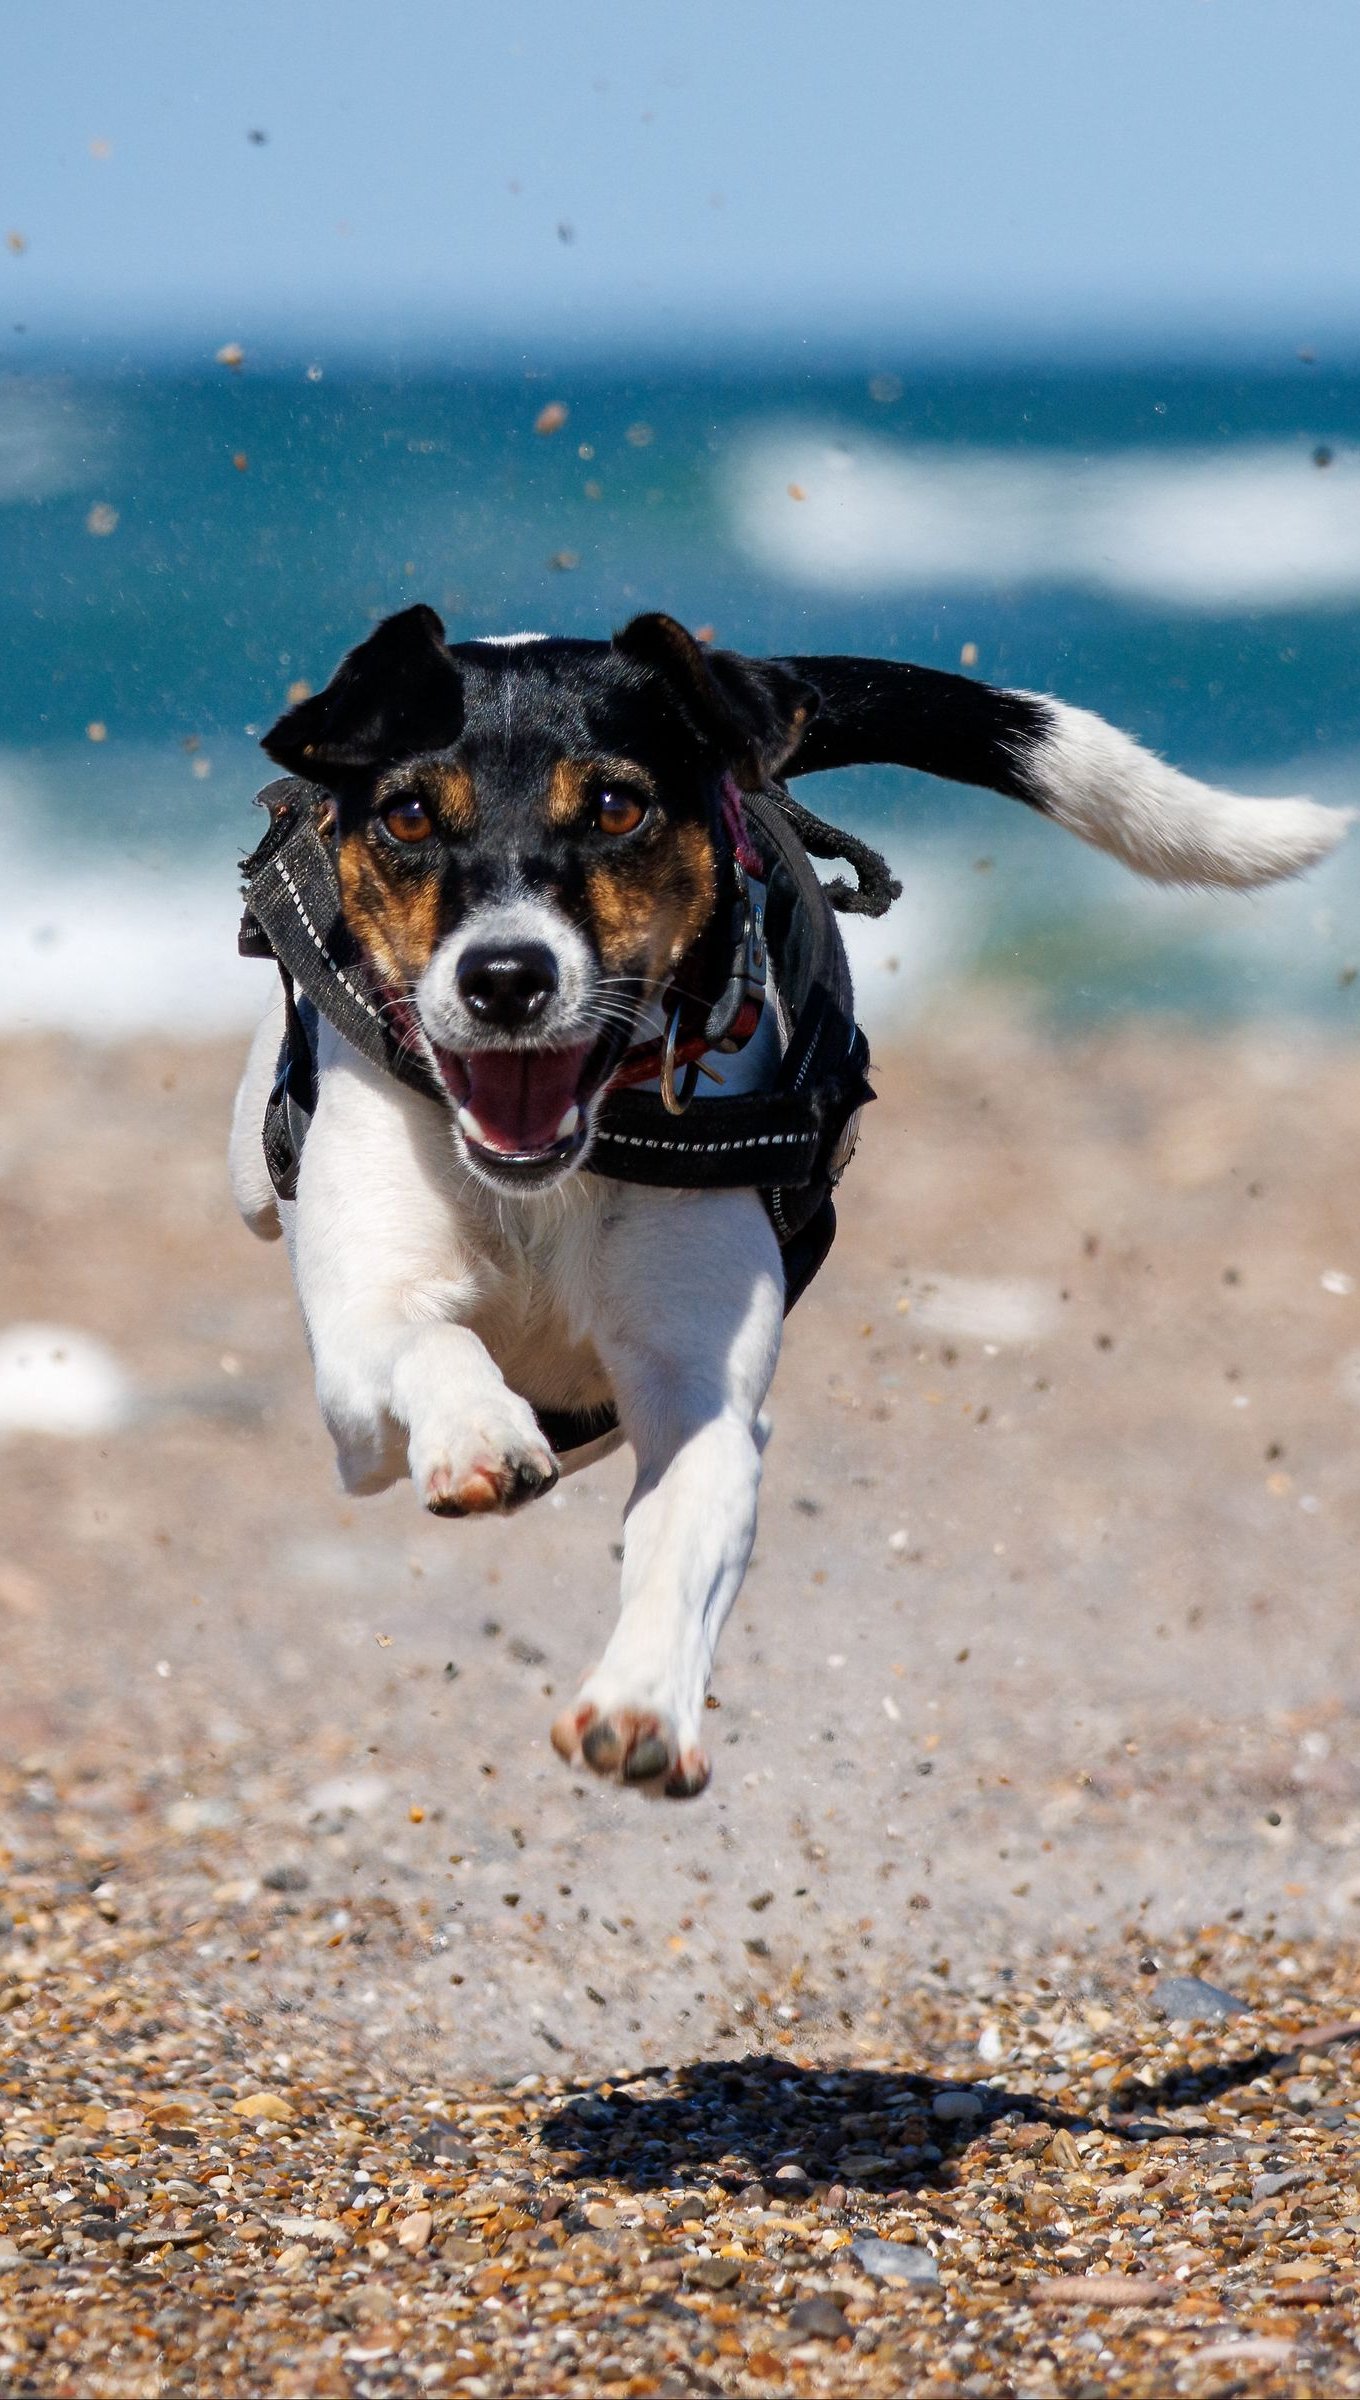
[261,1863,310,1893]
[1193,2338,1297,2370]
[788,2295,851,2340]
[684,2256,741,2291]
[851,2235,941,2286]
[931,2088,985,2120]
[1150,1973,1247,2022]
[1034,2274,1175,2307]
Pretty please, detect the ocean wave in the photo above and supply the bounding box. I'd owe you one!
[0,856,262,1036]
[726,425,1360,609]
[0,742,272,1035]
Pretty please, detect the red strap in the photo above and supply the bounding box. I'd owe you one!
[607,1024,711,1092]
[720,772,764,877]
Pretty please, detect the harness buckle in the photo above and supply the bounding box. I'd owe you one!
[726,866,768,1048]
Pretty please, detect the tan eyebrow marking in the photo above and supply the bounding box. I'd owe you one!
[584,819,716,979]
[546,755,658,828]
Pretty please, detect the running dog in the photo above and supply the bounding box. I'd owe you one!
[230,605,1348,1795]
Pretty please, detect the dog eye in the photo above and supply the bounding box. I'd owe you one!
[381,796,433,843]
[596,788,648,837]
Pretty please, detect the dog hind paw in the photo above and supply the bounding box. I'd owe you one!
[550,1699,710,1798]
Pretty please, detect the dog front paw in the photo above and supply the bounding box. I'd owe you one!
[410,1395,558,1518]
[550,1691,710,1799]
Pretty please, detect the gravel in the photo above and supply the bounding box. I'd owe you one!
[1,1817,1359,2395]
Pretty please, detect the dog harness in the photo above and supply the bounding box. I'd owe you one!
[239,776,895,1456]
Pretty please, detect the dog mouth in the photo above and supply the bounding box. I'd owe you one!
[428,1033,624,1181]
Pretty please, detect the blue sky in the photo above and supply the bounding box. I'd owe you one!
[4,0,1359,356]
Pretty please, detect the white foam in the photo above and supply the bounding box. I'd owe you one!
[728,425,1360,610]
[0,752,264,1037]
[0,857,262,1036]
[0,381,104,503]
[0,1323,132,1437]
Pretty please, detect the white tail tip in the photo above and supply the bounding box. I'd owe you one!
[1021,697,1354,889]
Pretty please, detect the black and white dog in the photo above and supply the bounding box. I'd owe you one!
[230,606,1347,1795]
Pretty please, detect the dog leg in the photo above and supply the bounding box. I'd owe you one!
[552,1189,783,1797]
[293,1035,558,1512]
[228,991,286,1241]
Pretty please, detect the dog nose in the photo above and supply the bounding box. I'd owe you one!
[457,940,559,1029]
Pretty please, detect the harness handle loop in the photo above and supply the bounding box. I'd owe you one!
[764,789,902,918]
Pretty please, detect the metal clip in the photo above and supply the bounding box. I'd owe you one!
[659,1001,702,1115]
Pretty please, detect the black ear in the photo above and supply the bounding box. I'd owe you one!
[261,605,463,779]
[613,612,817,788]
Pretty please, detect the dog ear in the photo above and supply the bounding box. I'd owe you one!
[613,612,817,788]
[261,605,463,778]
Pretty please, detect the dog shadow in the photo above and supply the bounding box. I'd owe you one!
[540,2040,1302,2196]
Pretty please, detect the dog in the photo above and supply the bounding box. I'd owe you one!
[229,604,1348,1797]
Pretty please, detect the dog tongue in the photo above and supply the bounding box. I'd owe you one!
[459,1045,592,1153]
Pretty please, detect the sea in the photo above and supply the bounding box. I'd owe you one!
[3,353,1359,1041]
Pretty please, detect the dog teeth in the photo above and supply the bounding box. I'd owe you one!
[457,1105,489,1144]
[555,1104,581,1141]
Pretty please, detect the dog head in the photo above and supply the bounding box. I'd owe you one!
[262,605,813,1191]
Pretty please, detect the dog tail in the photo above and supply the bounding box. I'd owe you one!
[776,656,1352,890]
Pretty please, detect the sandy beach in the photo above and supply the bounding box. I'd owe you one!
[2,1006,1359,2390]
